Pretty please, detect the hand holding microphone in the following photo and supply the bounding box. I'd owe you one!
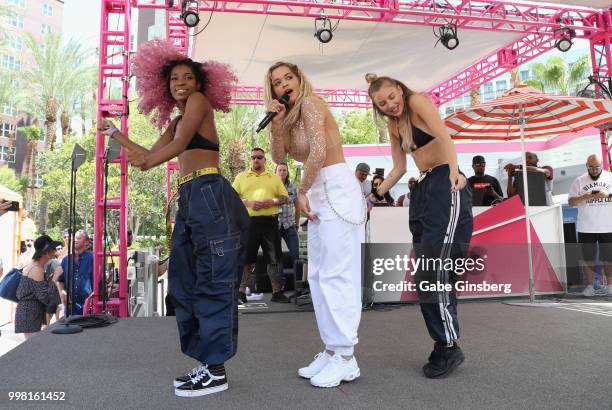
[256,92,290,133]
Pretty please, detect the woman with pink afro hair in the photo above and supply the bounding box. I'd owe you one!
[99,39,249,398]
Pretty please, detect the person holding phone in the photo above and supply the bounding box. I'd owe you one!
[568,155,612,296]
[0,199,13,217]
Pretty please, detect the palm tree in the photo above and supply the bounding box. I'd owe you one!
[23,33,96,150]
[470,88,481,106]
[510,68,522,88]
[216,105,263,179]
[525,55,590,96]
[19,124,43,209]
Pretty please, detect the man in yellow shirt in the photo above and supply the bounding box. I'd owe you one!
[233,148,289,303]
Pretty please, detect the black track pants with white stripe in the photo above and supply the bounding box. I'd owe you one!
[409,164,473,345]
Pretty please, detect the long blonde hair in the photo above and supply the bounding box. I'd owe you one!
[365,73,415,153]
[264,62,322,133]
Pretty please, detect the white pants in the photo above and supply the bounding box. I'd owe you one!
[307,163,365,356]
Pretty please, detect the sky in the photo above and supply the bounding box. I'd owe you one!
[62,0,102,49]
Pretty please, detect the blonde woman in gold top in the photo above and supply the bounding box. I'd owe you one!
[264,62,365,388]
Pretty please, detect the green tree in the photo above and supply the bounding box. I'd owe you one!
[337,110,379,145]
[0,4,16,54]
[0,165,25,194]
[18,124,43,209]
[23,33,96,151]
[525,55,590,96]
[215,105,265,180]
[0,68,26,156]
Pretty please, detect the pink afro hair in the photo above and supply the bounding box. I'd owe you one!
[131,39,238,129]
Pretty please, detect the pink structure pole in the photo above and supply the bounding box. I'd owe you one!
[93,0,131,317]
[588,9,612,171]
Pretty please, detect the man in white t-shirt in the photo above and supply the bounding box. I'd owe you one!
[568,155,612,296]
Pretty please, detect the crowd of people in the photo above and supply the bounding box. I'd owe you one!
[0,36,610,400]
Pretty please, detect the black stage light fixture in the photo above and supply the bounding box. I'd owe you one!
[314,16,333,44]
[555,27,574,52]
[168,0,175,8]
[434,23,459,50]
[181,0,200,28]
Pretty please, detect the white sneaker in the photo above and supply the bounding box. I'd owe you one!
[298,352,330,379]
[247,293,264,301]
[582,285,595,297]
[310,354,360,388]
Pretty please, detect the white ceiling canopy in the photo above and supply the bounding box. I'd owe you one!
[192,13,522,91]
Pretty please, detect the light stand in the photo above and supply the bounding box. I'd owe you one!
[52,144,86,334]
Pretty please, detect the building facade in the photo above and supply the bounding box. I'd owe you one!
[0,0,64,183]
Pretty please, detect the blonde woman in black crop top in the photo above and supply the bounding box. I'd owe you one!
[366,73,473,380]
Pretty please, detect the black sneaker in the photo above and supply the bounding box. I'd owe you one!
[270,291,290,303]
[174,366,202,387]
[175,365,228,397]
[422,342,465,379]
[238,291,247,304]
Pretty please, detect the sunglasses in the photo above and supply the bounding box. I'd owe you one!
[587,166,601,171]
[474,162,486,166]
[252,155,264,160]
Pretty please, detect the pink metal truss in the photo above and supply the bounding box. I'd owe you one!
[427,31,558,105]
[135,0,600,35]
[231,86,372,108]
[93,0,131,317]
[588,10,612,170]
[128,0,604,107]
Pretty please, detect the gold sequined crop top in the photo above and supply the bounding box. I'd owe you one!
[269,96,341,194]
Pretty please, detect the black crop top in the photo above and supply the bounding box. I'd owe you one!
[398,124,435,153]
[174,116,219,152]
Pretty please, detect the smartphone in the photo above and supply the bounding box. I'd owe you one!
[1,200,19,212]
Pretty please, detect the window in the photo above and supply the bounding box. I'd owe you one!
[8,35,23,51]
[1,55,21,70]
[495,80,508,96]
[41,24,52,35]
[520,70,530,81]
[43,4,53,16]
[483,83,494,101]
[34,173,43,188]
[7,0,26,7]
[1,122,14,138]
[9,15,24,29]
[0,146,16,163]
[2,104,14,116]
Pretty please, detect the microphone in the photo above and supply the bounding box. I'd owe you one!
[256,92,290,133]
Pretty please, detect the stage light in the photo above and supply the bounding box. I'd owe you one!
[182,10,199,27]
[554,27,574,52]
[314,16,333,44]
[168,0,174,8]
[434,23,459,51]
[180,0,200,28]
[433,23,459,50]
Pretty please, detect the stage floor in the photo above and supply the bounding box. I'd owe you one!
[0,300,610,409]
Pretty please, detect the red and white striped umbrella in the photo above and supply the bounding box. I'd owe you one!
[445,84,612,140]
[445,84,612,303]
